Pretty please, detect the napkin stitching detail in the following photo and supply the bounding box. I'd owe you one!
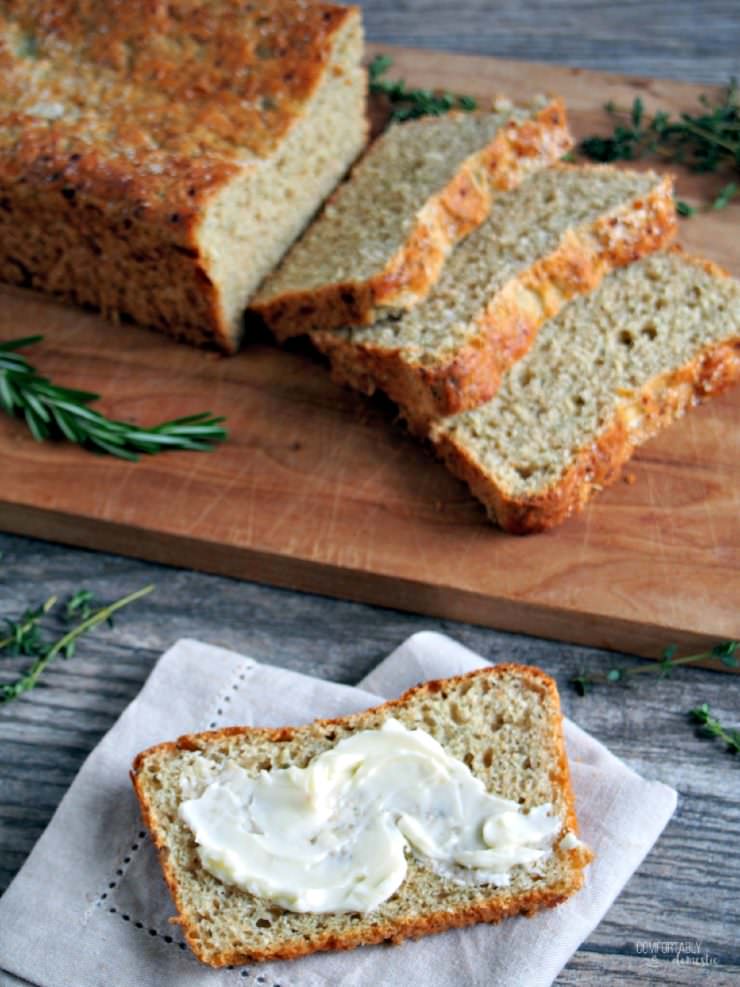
[206,659,257,730]
[93,660,271,969]
[97,829,148,908]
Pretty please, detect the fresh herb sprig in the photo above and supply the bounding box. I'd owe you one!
[368,54,477,122]
[0,585,153,702]
[579,80,740,210]
[0,595,57,658]
[690,704,740,755]
[571,640,738,696]
[63,588,97,623]
[0,336,227,461]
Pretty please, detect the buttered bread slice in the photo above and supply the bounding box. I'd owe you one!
[431,251,740,533]
[132,665,592,966]
[250,98,572,340]
[314,165,677,427]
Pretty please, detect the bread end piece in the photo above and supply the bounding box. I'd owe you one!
[132,664,592,967]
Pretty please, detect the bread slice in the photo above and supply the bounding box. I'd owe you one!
[313,165,677,428]
[249,98,573,341]
[131,665,592,967]
[431,250,740,534]
[0,2,367,351]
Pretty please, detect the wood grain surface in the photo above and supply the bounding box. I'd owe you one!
[1,17,740,985]
[1,48,738,659]
[358,1,740,84]
[0,533,738,987]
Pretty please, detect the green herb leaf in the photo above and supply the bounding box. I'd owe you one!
[578,79,740,209]
[571,673,593,697]
[712,181,738,209]
[712,641,738,658]
[0,585,154,702]
[0,336,227,460]
[676,199,696,217]
[572,640,737,694]
[64,589,96,623]
[368,54,477,122]
[690,704,740,755]
[711,640,738,668]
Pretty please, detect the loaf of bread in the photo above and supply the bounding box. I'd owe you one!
[132,665,592,966]
[0,1,367,351]
[431,250,740,533]
[249,98,572,340]
[313,165,677,428]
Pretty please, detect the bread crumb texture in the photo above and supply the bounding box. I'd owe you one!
[0,0,367,349]
[132,665,592,967]
[313,164,677,423]
[432,251,740,532]
[251,97,572,338]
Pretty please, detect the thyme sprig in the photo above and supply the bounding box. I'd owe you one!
[0,585,154,702]
[0,336,227,461]
[579,80,740,210]
[571,640,738,696]
[63,588,98,623]
[690,704,740,755]
[368,54,477,122]
[0,595,57,657]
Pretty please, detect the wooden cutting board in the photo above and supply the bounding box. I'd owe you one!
[2,45,738,660]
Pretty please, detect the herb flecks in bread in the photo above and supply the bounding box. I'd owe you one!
[313,165,677,426]
[432,251,740,533]
[132,665,592,967]
[0,1,367,351]
[250,98,572,340]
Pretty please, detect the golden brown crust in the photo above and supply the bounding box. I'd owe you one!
[131,664,592,967]
[251,99,573,341]
[133,663,559,762]
[314,171,678,427]
[1,2,356,169]
[200,880,584,966]
[0,148,233,347]
[0,2,363,351]
[431,270,740,534]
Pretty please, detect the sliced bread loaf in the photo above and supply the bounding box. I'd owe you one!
[431,250,740,534]
[249,98,572,340]
[132,665,592,967]
[0,1,367,351]
[313,165,677,427]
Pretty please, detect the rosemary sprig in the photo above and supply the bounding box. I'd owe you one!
[0,336,227,461]
[579,79,740,209]
[690,704,740,755]
[368,54,477,122]
[0,585,154,702]
[571,640,738,695]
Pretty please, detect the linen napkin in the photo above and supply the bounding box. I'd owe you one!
[0,633,677,987]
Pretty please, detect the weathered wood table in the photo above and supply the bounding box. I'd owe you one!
[1,3,738,985]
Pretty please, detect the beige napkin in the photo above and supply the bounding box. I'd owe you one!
[0,633,677,987]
